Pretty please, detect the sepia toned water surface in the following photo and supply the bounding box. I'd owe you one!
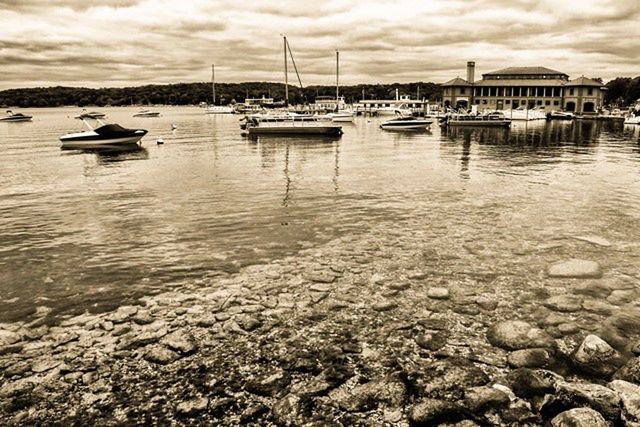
[1,106,639,322]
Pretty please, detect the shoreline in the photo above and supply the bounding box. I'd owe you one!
[1,222,640,425]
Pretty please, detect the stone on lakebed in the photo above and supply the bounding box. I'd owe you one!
[547,259,602,279]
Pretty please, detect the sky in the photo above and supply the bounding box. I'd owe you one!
[0,0,639,89]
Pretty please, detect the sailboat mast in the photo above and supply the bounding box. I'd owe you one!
[211,64,215,105]
[284,36,289,106]
[336,51,339,101]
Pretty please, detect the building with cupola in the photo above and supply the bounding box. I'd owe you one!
[442,62,605,114]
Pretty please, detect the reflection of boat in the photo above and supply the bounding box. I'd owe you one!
[0,110,32,122]
[133,109,160,117]
[441,111,511,128]
[75,110,106,119]
[624,100,640,124]
[546,110,574,120]
[60,119,148,149]
[380,116,433,130]
[243,115,343,136]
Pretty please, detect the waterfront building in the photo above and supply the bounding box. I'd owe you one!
[442,62,605,114]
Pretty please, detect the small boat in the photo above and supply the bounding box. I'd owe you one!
[328,111,354,122]
[133,109,160,117]
[243,115,342,137]
[60,119,148,149]
[75,110,106,119]
[624,115,640,125]
[546,110,574,120]
[441,111,511,128]
[380,116,433,130]
[0,110,32,122]
[205,105,234,114]
[499,107,547,121]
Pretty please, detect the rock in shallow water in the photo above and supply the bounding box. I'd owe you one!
[427,287,450,300]
[543,295,583,313]
[143,345,179,365]
[550,407,608,427]
[410,357,489,400]
[608,380,640,426]
[554,380,621,420]
[487,320,555,351]
[614,357,640,384]
[176,397,208,417]
[408,398,464,425]
[571,334,624,377]
[547,259,602,279]
[507,348,553,368]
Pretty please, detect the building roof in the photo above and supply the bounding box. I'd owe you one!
[442,77,472,87]
[483,66,567,76]
[565,76,604,87]
[473,79,567,87]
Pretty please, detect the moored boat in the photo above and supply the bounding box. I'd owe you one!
[441,111,511,128]
[60,119,148,149]
[380,116,433,130]
[546,110,574,120]
[133,109,160,117]
[75,109,106,119]
[243,115,342,137]
[0,110,32,122]
[205,105,234,114]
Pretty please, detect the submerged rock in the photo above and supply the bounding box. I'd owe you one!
[614,357,640,384]
[143,345,180,365]
[245,369,291,397]
[463,386,510,413]
[427,287,450,300]
[555,380,621,420]
[550,407,608,427]
[410,357,489,400]
[547,259,602,279]
[176,397,209,417]
[507,348,553,368]
[571,335,624,377]
[332,375,407,412]
[487,320,554,350]
[505,368,557,398]
[608,380,640,426]
[573,235,612,247]
[409,398,465,425]
[161,331,198,355]
[544,295,583,313]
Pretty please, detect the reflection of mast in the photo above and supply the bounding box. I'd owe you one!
[211,64,215,105]
[282,143,291,207]
[460,132,471,179]
[333,141,340,193]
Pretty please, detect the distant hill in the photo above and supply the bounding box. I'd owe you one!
[0,82,443,108]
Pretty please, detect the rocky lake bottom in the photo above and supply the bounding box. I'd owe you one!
[1,217,640,426]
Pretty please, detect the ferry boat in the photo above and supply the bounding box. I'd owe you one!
[441,111,511,128]
[380,116,433,130]
[0,110,32,122]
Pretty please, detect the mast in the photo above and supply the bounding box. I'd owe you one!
[284,36,289,106]
[336,51,339,101]
[211,64,215,105]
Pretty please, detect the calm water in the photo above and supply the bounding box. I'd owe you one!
[1,107,640,322]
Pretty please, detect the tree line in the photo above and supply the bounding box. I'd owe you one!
[0,82,443,108]
[1,78,638,108]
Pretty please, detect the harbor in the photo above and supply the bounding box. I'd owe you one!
[1,107,640,425]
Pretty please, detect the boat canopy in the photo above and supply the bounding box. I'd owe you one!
[94,124,140,136]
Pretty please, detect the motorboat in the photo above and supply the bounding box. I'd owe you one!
[328,111,354,122]
[0,110,32,122]
[375,106,413,116]
[75,109,106,119]
[546,110,574,120]
[624,115,640,125]
[205,105,234,114]
[242,114,343,137]
[441,111,511,128]
[499,107,547,121]
[133,109,160,117]
[380,116,433,130]
[60,119,148,149]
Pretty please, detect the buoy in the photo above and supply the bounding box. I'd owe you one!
[157,138,164,145]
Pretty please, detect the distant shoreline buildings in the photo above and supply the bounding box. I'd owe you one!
[442,62,605,114]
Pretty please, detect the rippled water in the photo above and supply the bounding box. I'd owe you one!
[1,107,639,322]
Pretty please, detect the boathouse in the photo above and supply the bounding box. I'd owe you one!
[442,62,605,114]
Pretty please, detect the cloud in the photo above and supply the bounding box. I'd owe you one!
[0,0,639,89]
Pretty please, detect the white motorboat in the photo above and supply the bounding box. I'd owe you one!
[380,116,433,130]
[546,110,574,120]
[75,109,106,119]
[133,109,160,117]
[60,119,148,149]
[375,106,413,116]
[0,110,32,122]
[441,111,511,128]
[624,115,640,125]
[242,114,342,137]
[328,111,354,122]
[499,107,547,121]
[205,105,234,114]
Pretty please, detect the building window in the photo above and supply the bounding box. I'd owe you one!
[482,100,487,104]
[475,100,480,104]
[498,87,504,96]
[569,88,574,95]
[588,88,593,95]
[537,100,542,105]
[506,100,511,104]
[545,100,550,105]
[553,100,559,105]
[461,88,466,95]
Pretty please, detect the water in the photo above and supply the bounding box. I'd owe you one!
[1,107,639,322]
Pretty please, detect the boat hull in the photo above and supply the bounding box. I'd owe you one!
[445,121,511,127]
[133,113,160,117]
[247,126,343,136]
[0,116,32,122]
[624,117,640,125]
[380,122,432,130]
[60,135,145,149]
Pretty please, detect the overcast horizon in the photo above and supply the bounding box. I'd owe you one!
[1,0,639,90]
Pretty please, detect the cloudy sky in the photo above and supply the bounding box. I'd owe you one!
[1,0,639,89]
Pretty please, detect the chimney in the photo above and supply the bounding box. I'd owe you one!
[466,61,475,83]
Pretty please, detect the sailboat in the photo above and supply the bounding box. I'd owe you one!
[327,51,354,123]
[205,64,233,114]
[242,37,343,137]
